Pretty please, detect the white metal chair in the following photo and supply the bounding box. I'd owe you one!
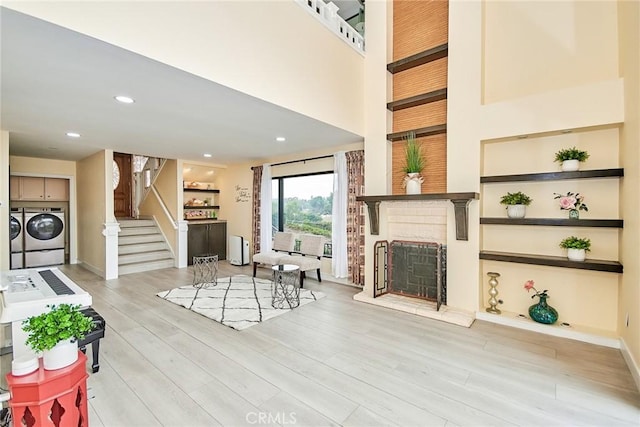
[252,232,295,277]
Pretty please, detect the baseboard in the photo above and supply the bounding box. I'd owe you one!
[77,261,105,279]
[620,337,640,392]
[476,310,620,348]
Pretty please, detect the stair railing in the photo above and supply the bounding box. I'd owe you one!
[135,157,167,217]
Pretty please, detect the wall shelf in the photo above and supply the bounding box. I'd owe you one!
[480,218,623,228]
[184,206,220,209]
[480,168,624,183]
[387,43,448,74]
[387,89,447,112]
[183,188,220,193]
[479,250,623,273]
[387,124,446,142]
[356,192,478,240]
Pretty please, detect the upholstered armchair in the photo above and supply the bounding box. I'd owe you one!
[280,234,324,287]
[252,232,295,277]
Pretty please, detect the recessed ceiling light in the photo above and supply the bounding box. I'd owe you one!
[183,167,192,172]
[114,95,135,104]
[276,137,286,142]
[66,132,81,138]
[207,170,214,175]
[203,153,212,158]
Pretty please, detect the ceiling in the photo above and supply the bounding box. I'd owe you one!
[0,7,362,165]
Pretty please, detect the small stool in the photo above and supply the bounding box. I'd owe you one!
[78,307,106,373]
[271,264,301,309]
[192,254,219,288]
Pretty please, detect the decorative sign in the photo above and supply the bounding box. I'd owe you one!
[235,185,250,203]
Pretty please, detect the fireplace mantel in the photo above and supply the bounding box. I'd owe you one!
[356,193,479,241]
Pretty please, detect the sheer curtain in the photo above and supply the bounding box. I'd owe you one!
[259,163,272,253]
[332,151,348,278]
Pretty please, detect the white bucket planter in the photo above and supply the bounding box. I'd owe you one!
[567,248,586,262]
[561,159,580,172]
[506,204,527,218]
[404,173,423,195]
[43,338,78,370]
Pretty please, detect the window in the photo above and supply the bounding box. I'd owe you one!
[272,172,333,256]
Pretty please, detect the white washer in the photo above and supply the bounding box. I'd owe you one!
[10,208,24,269]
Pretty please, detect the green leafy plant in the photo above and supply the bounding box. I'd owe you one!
[559,236,591,251]
[499,191,532,206]
[22,304,94,353]
[554,147,590,162]
[402,132,425,174]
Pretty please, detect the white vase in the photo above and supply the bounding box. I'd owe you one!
[567,248,586,262]
[507,204,526,218]
[404,173,423,195]
[43,338,78,370]
[561,159,580,171]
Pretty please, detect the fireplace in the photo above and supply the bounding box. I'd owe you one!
[374,240,446,309]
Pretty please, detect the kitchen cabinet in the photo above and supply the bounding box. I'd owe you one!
[187,221,227,264]
[10,176,69,201]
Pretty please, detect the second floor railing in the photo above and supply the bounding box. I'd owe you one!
[295,0,365,55]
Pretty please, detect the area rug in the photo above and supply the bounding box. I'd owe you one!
[156,275,325,330]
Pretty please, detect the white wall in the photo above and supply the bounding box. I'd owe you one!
[4,1,364,136]
[0,131,9,270]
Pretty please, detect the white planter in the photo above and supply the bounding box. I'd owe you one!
[567,248,586,262]
[561,159,580,171]
[506,204,527,218]
[43,338,78,370]
[404,173,423,195]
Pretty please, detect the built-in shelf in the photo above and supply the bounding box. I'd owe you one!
[480,218,623,228]
[183,188,220,193]
[387,124,446,142]
[184,206,220,209]
[356,193,479,240]
[387,43,448,74]
[480,168,624,183]
[387,89,447,112]
[479,250,623,273]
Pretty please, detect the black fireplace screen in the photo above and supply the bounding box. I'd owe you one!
[373,240,447,310]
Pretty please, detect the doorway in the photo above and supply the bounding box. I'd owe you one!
[113,152,132,218]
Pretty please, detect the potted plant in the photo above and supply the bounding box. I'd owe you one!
[22,303,94,370]
[554,146,589,172]
[499,191,532,218]
[402,131,425,195]
[559,236,591,261]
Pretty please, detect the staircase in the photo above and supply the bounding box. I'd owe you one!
[118,218,174,275]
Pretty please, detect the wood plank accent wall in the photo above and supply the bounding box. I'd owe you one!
[390,0,449,195]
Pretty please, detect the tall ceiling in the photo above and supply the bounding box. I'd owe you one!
[0,7,362,164]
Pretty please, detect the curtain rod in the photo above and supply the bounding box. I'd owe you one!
[250,154,333,170]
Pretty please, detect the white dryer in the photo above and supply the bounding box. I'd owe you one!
[24,208,65,267]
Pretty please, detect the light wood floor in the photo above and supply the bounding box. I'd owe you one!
[11,263,640,426]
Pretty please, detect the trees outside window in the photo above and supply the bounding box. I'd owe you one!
[272,172,333,256]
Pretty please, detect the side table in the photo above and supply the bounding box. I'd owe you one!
[271,264,301,309]
[192,254,219,288]
[6,352,89,427]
